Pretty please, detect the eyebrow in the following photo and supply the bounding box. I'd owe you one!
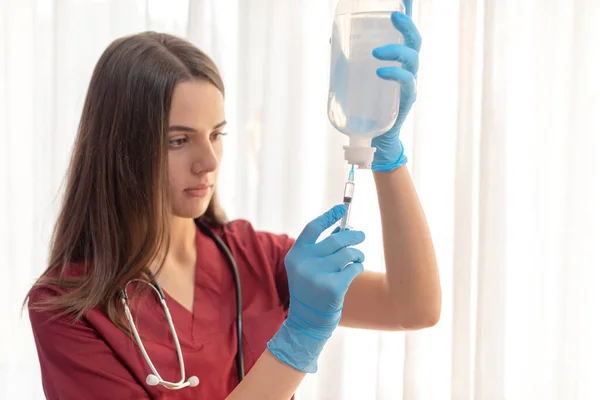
[168,120,227,133]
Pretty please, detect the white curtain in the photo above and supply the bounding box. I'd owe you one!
[1,0,599,399]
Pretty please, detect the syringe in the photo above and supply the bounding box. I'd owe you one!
[338,165,355,231]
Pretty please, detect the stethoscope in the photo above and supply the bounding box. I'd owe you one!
[119,219,244,390]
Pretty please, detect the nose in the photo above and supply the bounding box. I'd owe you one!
[191,137,219,175]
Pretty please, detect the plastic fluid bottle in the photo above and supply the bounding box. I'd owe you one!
[327,0,406,169]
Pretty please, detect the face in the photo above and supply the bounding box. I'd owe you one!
[167,80,226,219]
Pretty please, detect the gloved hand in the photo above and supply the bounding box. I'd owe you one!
[371,5,422,172]
[267,204,366,373]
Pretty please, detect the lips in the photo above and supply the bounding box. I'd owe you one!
[184,184,212,198]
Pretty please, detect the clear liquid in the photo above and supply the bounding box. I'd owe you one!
[328,12,404,138]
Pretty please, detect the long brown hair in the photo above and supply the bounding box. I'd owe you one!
[27,32,227,334]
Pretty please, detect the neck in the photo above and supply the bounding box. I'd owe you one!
[166,216,197,266]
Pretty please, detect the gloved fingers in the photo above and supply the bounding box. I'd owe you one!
[404,0,413,18]
[326,247,365,272]
[334,262,365,288]
[315,229,365,256]
[296,204,347,245]
[331,226,356,235]
[376,66,416,97]
[391,11,422,52]
[372,44,419,75]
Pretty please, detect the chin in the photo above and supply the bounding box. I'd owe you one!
[172,199,212,220]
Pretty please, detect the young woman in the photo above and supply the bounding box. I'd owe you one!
[26,10,440,400]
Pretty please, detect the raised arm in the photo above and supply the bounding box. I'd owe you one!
[340,10,441,331]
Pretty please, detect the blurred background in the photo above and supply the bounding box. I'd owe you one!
[1,0,599,399]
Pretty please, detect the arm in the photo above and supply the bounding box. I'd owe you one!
[341,167,440,330]
[226,351,305,400]
[340,10,441,331]
[374,166,441,327]
[230,205,367,399]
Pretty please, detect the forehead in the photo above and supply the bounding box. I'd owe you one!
[169,80,225,128]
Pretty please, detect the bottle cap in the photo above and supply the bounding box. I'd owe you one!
[343,145,376,169]
[343,136,376,169]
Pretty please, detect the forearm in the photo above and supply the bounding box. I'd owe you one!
[226,350,305,400]
[228,204,364,398]
[374,165,441,328]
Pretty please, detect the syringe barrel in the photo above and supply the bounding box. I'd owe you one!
[343,181,355,201]
[339,180,355,231]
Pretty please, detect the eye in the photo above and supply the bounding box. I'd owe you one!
[168,137,188,148]
[210,131,228,142]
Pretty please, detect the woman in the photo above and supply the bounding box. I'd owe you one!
[26,9,440,400]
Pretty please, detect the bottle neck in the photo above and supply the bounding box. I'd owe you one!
[349,136,372,148]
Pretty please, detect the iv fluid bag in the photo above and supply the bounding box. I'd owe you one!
[327,3,405,138]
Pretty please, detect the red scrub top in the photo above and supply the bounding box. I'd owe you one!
[28,220,295,400]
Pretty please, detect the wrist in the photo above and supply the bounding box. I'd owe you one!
[267,318,329,373]
[266,297,341,373]
[372,140,407,172]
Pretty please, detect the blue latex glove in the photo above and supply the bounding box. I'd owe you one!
[371,5,422,172]
[267,204,366,373]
